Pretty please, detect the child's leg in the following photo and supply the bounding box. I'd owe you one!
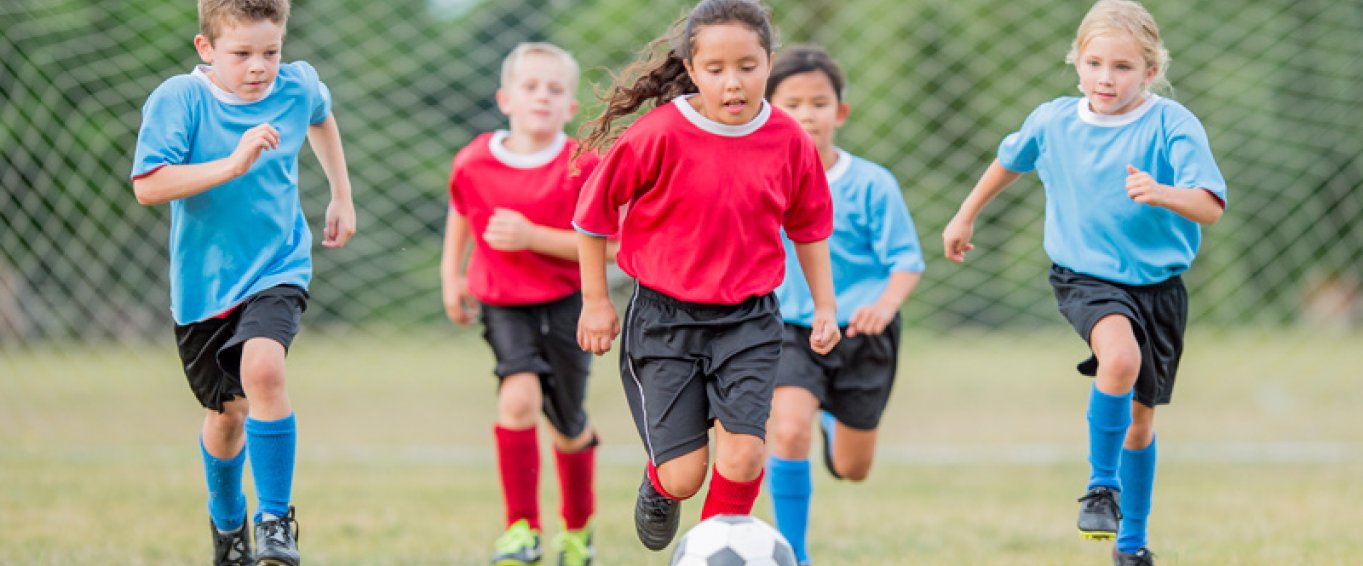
[1087,314,1140,490]
[201,398,249,531]
[496,373,543,529]
[1118,404,1157,553]
[768,386,819,563]
[551,428,596,530]
[827,422,879,482]
[702,421,766,519]
[240,337,295,521]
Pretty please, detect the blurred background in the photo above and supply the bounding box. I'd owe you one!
[2,0,1361,564]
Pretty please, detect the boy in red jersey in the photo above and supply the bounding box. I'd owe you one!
[572,0,841,553]
[440,42,605,566]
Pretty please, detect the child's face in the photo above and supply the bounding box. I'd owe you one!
[683,23,771,126]
[194,19,284,102]
[1075,32,1156,115]
[771,70,849,157]
[497,53,578,138]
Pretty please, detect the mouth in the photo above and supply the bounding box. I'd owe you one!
[722,98,747,114]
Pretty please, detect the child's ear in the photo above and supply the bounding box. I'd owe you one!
[494,88,512,116]
[193,34,214,64]
[835,101,850,127]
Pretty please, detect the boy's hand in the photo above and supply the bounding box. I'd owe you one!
[323,198,356,248]
[443,275,479,326]
[846,302,897,338]
[230,123,280,176]
[484,208,536,251]
[1126,165,1169,207]
[942,215,976,263]
[809,307,841,355]
[577,296,619,355]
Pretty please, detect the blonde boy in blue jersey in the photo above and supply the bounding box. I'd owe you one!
[944,1,1225,564]
[131,1,355,564]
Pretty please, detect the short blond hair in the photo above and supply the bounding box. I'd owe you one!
[1065,0,1171,93]
[199,0,290,43]
[500,42,580,90]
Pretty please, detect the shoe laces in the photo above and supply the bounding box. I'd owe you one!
[259,507,300,546]
[640,488,676,520]
[494,519,539,554]
[213,532,251,566]
[1077,487,1122,519]
[554,528,593,565]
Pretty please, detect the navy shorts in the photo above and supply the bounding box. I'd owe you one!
[1050,265,1188,407]
[620,284,783,466]
[480,292,591,438]
[776,315,901,430]
[174,285,308,412]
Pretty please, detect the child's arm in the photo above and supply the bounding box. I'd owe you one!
[943,159,1024,263]
[133,124,280,205]
[484,208,579,260]
[576,233,619,355]
[846,271,921,338]
[794,240,841,355]
[307,115,357,248]
[440,208,478,325]
[1125,165,1224,225]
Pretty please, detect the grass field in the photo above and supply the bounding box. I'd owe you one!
[2,328,1361,565]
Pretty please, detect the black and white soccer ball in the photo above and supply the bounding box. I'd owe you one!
[669,514,798,566]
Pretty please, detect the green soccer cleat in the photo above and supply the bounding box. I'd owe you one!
[492,519,543,566]
[554,523,594,566]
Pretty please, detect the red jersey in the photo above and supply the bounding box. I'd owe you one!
[574,96,833,305]
[449,131,600,306]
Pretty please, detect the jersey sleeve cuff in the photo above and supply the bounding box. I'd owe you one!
[572,221,613,238]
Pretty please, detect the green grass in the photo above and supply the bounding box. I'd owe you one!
[2,328,1361,564]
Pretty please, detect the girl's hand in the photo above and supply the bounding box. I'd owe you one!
[809,307,841,355]
[1126,165,1169,207]
[942,215,976,263]
[484,208,535,251]
[577,296,619,355]
[323,198,356,248]
[443,276,479,326]
[846,302,896,338]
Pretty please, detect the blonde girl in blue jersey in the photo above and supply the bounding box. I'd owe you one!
[763,45,924,566]
[943,1,1226,564]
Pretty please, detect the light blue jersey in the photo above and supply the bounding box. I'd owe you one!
[998,95,1227,286]
[132,62,331,324]
[776,150,925,327]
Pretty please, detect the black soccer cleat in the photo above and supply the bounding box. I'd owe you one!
[1077,486,1121,541]
[210,512,253,566]
[634,471,681,551]
[254,506,301,566]
[1113,546,1156,565]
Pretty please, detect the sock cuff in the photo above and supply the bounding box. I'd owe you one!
[1124,436,1158,455]
[245,413,296,435]
[201,437,246,464]
[712,464,765,488]
[1090,384,1135,402]
[646,460,683,501]
[768,455,811,472]
[553,432,598,456]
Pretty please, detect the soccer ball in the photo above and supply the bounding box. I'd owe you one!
[669,514,798,566]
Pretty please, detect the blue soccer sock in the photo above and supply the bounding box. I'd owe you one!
[1086,385,1132,490]
[246,413,296,522]
[768,455,812,564]
[1117,437,1157,553]
[200,438,247,531]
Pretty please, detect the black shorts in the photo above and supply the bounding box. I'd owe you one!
[1050,265,1188,407]
[620,284,783,466]
[776,315,901,430]
[175,285,308,413]
[480,292,591,438]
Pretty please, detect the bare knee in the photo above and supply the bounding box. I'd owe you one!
[768,415,813,459]
[658,457,707,499]
[840,458,873,482]
[497,374,541,428]
[206,402,248,434]
[239,349,286,394]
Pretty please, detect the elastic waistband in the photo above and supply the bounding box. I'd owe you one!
[633,283,773,313]
[1051,264,1183,292]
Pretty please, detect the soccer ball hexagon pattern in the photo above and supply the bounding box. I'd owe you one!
[669,515,798,566]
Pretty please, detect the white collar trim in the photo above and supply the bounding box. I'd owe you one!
[193,65,275,105]
[488,130,567,169]
[1077,94,1160,127]
[826,148,852,184]
[672,94,771,137]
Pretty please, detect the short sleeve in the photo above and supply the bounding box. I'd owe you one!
[1166,110,1227,207]
[997,103,1048,173]
[782,138,834,243]
[865,167,926,273]
[289,61,332,125]
[447,153,467,214]
[573,132,653,237]
[131,77,196,179]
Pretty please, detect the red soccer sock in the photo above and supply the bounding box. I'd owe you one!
[700,465,765,520]
[554,439,596,531]
[495,425,540,529]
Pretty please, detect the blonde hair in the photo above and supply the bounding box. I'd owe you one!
[198,0,290,43]
[1065,0,1171,94]
[500,42,580,91]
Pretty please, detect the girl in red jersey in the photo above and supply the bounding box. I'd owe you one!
[571,0,841,552]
